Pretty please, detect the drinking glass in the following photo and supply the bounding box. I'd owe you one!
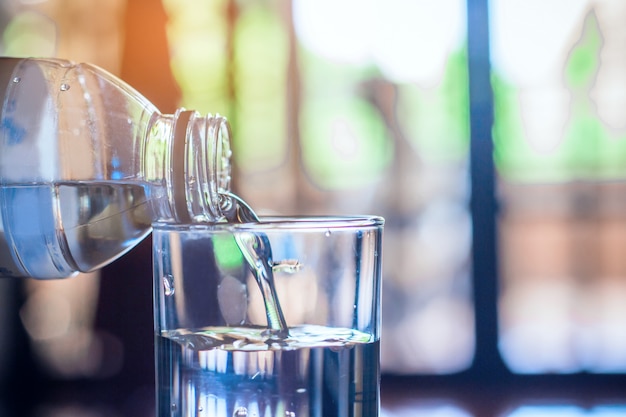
[153,216,383,417]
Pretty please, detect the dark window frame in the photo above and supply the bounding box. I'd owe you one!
[382,0,626,414]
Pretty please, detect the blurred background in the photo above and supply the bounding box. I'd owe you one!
[0,0,625,416]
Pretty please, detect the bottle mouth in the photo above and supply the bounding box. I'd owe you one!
[220,191,260,223]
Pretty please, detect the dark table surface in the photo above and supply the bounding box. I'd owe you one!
[1,373,625,417]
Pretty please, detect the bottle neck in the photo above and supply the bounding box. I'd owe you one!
[145,109,232,223]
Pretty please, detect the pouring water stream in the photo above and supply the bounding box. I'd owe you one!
[222,192,289,338]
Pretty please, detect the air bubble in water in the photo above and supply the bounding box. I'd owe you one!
[285,412,296,417]
[163,274,175,296]
[12,77,20,83]
[60,83,70,91]
[233,407,248,417]
[198,406,204,412]
[325,229,331,237]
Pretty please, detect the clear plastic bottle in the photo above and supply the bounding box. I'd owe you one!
[0,57,233,279]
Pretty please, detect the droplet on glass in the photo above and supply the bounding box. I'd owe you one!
[163,274,175,296]
[285,412,296,417]
[325,229,331,237]
[60,83,70,91]
[12,77,20,83]
[233,407,248,417]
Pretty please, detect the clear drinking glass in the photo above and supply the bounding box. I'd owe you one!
[153,216,384,417]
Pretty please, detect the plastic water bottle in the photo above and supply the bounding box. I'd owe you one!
[0,57,233,279]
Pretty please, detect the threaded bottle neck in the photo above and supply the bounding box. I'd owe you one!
[145,109,232,223]
[175,110,232,223]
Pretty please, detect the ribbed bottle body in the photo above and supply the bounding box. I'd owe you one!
[0,58,231,278]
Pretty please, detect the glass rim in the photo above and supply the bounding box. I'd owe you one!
[153,215,384,232]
